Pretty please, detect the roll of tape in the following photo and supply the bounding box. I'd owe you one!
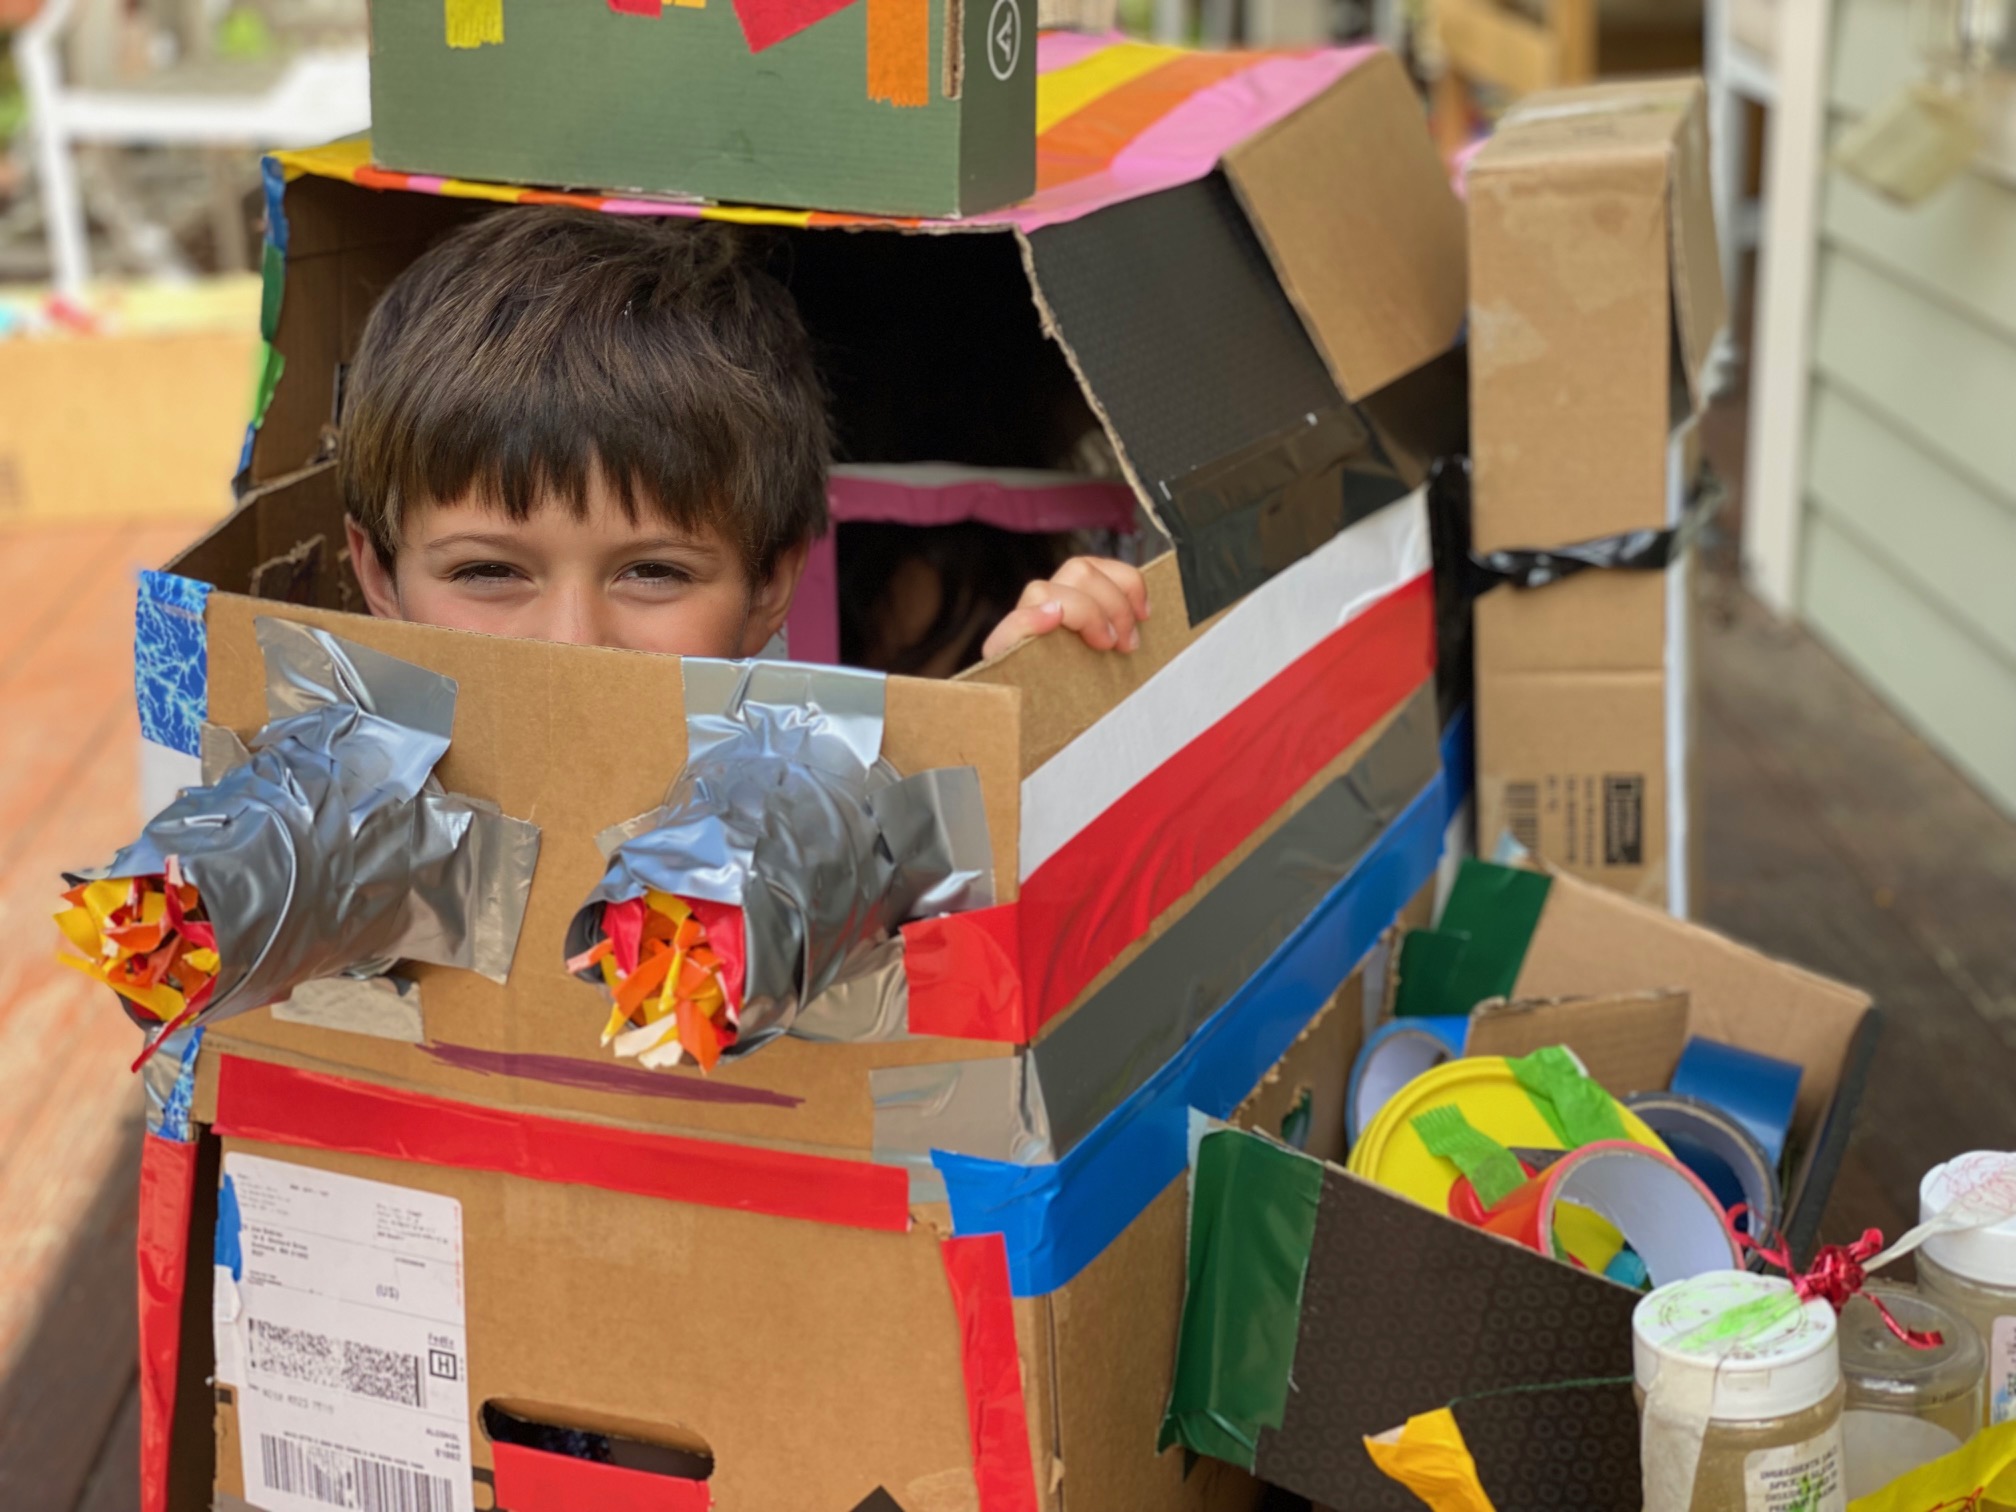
[1478,1139,1741,1287]
[1670,1038,1802,1170]
[1346,1015,1468,1144]
[1625,1090,1780,1242]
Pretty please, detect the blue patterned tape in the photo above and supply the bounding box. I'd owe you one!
[136,570,212,756]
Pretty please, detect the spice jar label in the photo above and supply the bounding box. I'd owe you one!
[1744,1426,1846,1512]
[1994,1317,2016,1425]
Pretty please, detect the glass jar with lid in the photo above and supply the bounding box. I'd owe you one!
[1635,1270,1846,1512]
[1917,1152,2016,1428]
[1840,1282,1984,1497]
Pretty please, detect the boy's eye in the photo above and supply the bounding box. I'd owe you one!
[622,561,696,585]
[448,562,525,585]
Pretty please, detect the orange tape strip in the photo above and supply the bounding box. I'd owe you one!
[1035,50,1260,192]
[867,0,931,107]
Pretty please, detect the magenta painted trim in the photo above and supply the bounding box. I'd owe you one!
[407,174,449,193]
[827,473,1139,532]
[985,46,1377,233]
[599,198,708,218]
[421,1043,806,1108]
[787,528,842,665]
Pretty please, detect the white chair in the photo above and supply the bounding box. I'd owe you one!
[11,0,369,299]
[1704,0,1780,317]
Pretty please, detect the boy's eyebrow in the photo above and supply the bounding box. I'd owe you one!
[421,530,722,556]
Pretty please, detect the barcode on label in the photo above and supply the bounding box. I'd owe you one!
[1504,782,1540,853]
[259,1434,457,1511]
[247,1318,424,1409]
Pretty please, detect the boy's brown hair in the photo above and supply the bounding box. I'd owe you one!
[339,207,831,580]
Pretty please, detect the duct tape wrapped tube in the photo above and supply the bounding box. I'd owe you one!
[568,660,994,1068]
[1347,1015,1469,1145]
[60,619,541,1064]
[1625,1090,1781,1244]
[1669,1036,1803,1171]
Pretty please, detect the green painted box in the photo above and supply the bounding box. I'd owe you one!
[368,0,1035,217]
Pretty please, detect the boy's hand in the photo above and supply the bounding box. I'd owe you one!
[981,557,1150,662]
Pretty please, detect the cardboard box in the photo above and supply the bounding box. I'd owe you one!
[1467,78,1727,914]
[371,0,1034,218]
[0,279,260,526]
[1165,867,1878,1511]
[119,50,1473,1510]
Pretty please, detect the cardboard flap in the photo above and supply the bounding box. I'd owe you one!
[1665,82,1728,413]
[1510,868,1870,1136]
[1223,50,1467,401]
[1465,988,1690,1097]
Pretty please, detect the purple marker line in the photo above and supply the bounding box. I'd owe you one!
[422,1044,804,1109]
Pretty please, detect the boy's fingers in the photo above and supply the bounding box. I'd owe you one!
[1053,556,1150,623]
[1048,560,1142,648]
[981,599,1065,662]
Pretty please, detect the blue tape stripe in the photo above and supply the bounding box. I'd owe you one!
[215,1174,244,1281]
[261,155,289,256]
[1440,703,1473,819]
[155,1027,207,1144]
[135,570,212,756]
[938,772,1449,1296]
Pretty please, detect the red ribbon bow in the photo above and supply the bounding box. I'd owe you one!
[1728,1207,1944,1349]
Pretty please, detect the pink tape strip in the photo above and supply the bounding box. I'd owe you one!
[827,472,1138,532]
[1035,28,1122,73]
[988,47,1376,233]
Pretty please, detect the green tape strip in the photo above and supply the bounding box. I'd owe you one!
[1391,926,1473,1018]
[1509,1046,1627,1148]
[258,239,285,344]
[250,341,285,429]
[1412,1104,1527,1208]
[1159,1128,1324,1469]
[1392,860,1552,1019]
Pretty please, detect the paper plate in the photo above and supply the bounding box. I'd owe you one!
[1347,1056,1675,1272]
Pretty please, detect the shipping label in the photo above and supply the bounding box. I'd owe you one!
[217,1153,473,1512]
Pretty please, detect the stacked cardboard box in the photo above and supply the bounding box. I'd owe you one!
[129,42,1476,1512]
[1468,78,1728,914]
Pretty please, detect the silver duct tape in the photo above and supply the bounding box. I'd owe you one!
[73,619,540,1046]
[139,1021,203,1137]
[1032,687,1443,1157]
[570,658,994,1060]
[872,1053,1054,1204]
[272,974,425,1044]
[792,936,911,1044]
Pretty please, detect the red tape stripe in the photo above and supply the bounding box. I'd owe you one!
[907,576,1434,1042]
[138,1132,199,1512]
[214,1057,910,1233]
[491,1441,711,1512]
[941,1234,1040,1512]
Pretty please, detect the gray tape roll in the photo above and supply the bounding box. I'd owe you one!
[1624,1089,1781,1243]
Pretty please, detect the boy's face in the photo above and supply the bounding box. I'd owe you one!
[346,472,805,658]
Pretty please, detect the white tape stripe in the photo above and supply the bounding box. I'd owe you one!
[139,738,202,826]
[1018,489,1432,881]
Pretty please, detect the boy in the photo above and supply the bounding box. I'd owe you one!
[340,208,1146,666]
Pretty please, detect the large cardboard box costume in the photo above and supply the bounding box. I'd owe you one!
[126,39,1472,1512]
[1469,78,1727,915]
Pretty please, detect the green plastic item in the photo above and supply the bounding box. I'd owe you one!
[1159,1127,1324,1469]
[1411,1104,1526,1208]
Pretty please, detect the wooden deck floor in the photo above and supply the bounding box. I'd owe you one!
[0,509,2013,1508]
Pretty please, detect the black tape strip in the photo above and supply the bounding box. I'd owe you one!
[848,1490,908,1512]
[1466,474,1726,592]
[1159,406,1412,623]
[1032,686,1440,1156]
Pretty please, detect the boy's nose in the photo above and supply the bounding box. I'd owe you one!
[537,587,611,648]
